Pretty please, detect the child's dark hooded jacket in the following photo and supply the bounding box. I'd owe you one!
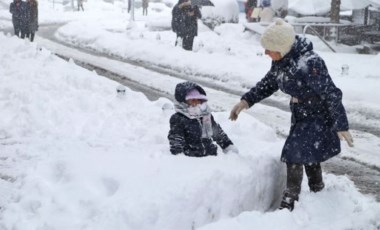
[168,82,233,157]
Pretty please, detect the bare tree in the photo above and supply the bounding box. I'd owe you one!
[330,0,341,23]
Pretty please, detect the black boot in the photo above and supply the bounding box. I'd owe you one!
[279,192,298,211]
[279,163,303,211]
[309,182,325,192]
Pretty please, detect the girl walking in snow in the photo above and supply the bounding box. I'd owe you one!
[229,19,353,211]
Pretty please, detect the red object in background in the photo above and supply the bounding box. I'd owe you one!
[245,0,258,22]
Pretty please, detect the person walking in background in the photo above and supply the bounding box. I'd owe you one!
[18,0,30,39]
[229,19,354,211]
[26,0,38,42]
[142,0,149,16]
[77,0,84,11]
[168,81,238,157]
[171,0,201,51]
[9,0,23,37]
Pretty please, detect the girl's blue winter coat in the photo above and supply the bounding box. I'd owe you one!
[242,36,349,164]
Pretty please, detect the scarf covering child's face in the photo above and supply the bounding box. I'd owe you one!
[187,101,209,117]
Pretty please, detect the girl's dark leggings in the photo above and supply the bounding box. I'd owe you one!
[284,163,324,200]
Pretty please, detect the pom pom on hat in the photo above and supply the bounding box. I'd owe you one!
[185,89,208,101]
[260,18,296,57]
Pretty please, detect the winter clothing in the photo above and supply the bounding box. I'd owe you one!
[171,0,201,51]
[26,0,38,42]
[78,0,84,11]
[168,82,234,157]
[185,89,208,101]
[174,81,206,103]
[230,21,352,210]
[10,0,22,36]
[142,0,149,15]
[279,163,324,211]
[260,19,295,57]
[182,36,195,51]
[9,0,29,38]
[243,35,350,164]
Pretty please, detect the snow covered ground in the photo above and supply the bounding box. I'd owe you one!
[0,0,380,229]
[25,0,380,167]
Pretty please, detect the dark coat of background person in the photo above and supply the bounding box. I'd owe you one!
[171,0,201,51]
[168,82,233,157]
[9,0,29,37]
[142,0,149,15]
[78,0,84,11]
[241,35,349,164]
[27,0,38,42]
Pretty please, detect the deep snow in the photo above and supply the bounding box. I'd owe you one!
[0,0,380,229]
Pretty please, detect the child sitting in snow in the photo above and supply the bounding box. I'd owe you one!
[168,81,238,157]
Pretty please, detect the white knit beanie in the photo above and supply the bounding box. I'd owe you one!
[260,18,295,57]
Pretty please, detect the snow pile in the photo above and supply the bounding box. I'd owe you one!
[0,34,284,229]
[1,31,380,230]
[1,0,380,228]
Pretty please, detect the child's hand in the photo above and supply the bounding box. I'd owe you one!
[223,145,239,154]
